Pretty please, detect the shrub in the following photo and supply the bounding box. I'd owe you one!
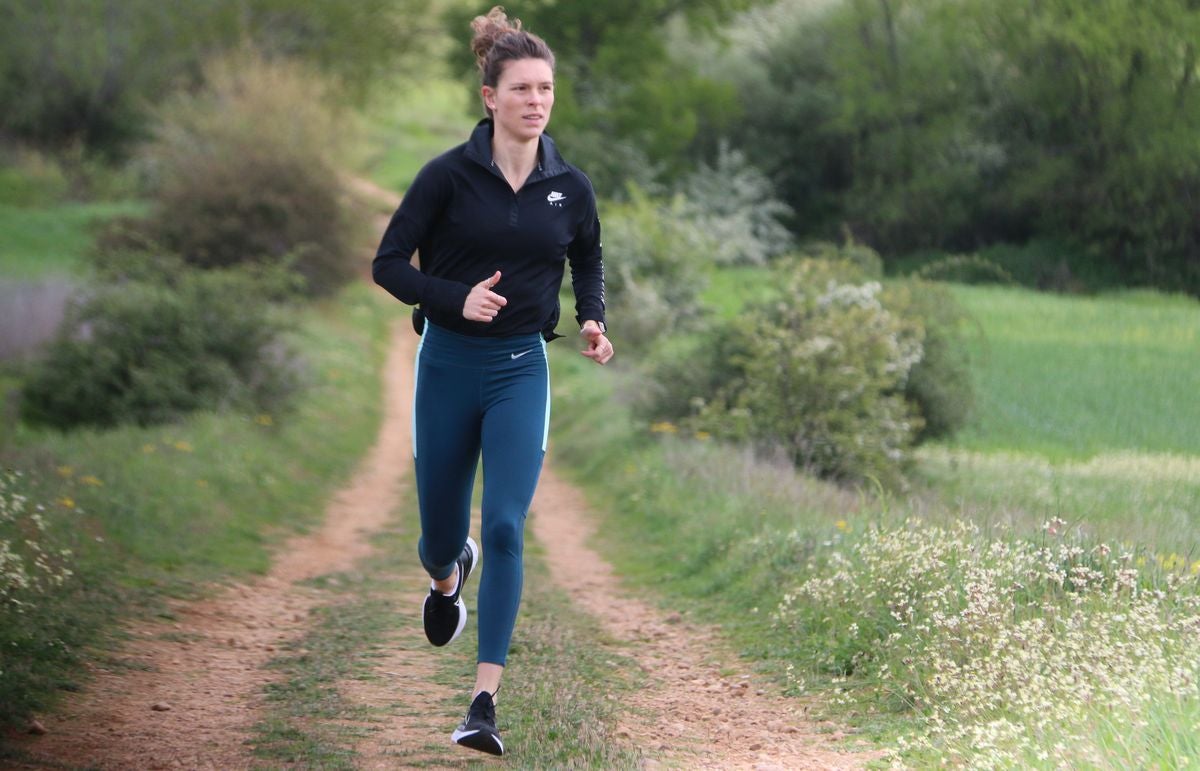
[137,50,361,296]
[20,263,302,430]
[882,280,976,441]
[676,143,794,267]
[652,256,925,488]
[600,185,714,350]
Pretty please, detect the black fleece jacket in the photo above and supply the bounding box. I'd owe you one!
[372,119,605,340]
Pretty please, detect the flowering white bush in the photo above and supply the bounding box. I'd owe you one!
[677,144,794,266]
[0,470,74,609]
[687,258,925,487]
[774,517,1200,767]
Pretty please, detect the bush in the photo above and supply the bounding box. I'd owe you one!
[600,185,714,350]
[20,262,302,430]
[882,280,976,441]
[676,143,794,266]
[646,256,925,488]
[137,50,360,296]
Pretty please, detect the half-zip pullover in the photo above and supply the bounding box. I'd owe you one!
[373,119,605,340]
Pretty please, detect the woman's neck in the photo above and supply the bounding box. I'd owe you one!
[490,129,539,193]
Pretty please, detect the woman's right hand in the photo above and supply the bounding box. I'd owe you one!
[462,270,507,322]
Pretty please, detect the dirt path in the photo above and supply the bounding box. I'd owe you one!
[10,175,879,769]
[9,320,418,770]
[530,470,883,770]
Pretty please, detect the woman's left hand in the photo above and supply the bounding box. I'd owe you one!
[580,322,613,365]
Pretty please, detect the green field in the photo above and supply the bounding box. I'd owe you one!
[946,285,1200,458]
[0,201,146,278]
[916,285,1200,548]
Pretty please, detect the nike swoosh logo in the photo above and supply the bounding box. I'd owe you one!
[511,350,533,360]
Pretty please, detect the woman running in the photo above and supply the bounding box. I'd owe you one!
[371,6,611,757]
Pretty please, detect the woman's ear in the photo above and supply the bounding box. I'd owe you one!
[481,86,496,113]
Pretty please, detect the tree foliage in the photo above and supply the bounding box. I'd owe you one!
[446,0,763,191]
[730,0,1200,293]
[0,0,432,154]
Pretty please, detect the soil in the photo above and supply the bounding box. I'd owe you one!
[7,322,418,770]
[530,469,883,770]
[7,178,884,769]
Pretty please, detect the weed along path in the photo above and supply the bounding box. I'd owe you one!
[530,470,880,769]
[9,321,419,770]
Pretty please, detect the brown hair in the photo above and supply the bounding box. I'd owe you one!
[470,6,555,117]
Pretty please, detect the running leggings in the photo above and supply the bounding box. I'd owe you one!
[412,321,549,666]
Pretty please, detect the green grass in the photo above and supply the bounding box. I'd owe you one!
[252,488,643,768]
[357,78,478,193]
[0,200,146,278]
[916,284,1200,547]
[0,283,392,726]
[946,285,1200,459]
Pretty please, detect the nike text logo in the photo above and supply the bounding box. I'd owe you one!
[547,191,566,207]
[511,350,533,360]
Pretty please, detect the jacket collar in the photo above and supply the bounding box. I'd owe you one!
[463,118,569,183]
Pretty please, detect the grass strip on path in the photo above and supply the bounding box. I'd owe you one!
[252,489,642,769]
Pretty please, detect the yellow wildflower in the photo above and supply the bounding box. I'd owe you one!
[57,496,75,509]
[650,421,678,434]
[79,475,104,487]
[694,430,712,441]
[835,519,850,532]
[255,414,274,426]
[173,441,194,453]
[56,465,74,478]
[142,444,156,454]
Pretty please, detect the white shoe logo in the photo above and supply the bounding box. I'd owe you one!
[547,191,566,207]
[511,349,533,360]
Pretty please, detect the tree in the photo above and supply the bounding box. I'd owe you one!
[0,0,432,154]
[445,0,763,191]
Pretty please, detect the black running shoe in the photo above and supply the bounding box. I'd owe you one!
[422,536,479,647]
[451,690,504,756]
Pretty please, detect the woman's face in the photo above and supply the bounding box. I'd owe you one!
[483,57,555,143]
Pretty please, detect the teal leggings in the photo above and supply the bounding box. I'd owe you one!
[412,321,549,666]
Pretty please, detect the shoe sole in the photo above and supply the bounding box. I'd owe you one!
[423,536,481,647]
[452,727,504,756]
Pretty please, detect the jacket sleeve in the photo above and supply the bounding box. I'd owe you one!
[567,177,606,327]
[372,162,471,315]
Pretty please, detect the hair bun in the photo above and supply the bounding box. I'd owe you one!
[471,6,523,67]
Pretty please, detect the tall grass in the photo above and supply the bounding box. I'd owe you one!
[0,283,393,725]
